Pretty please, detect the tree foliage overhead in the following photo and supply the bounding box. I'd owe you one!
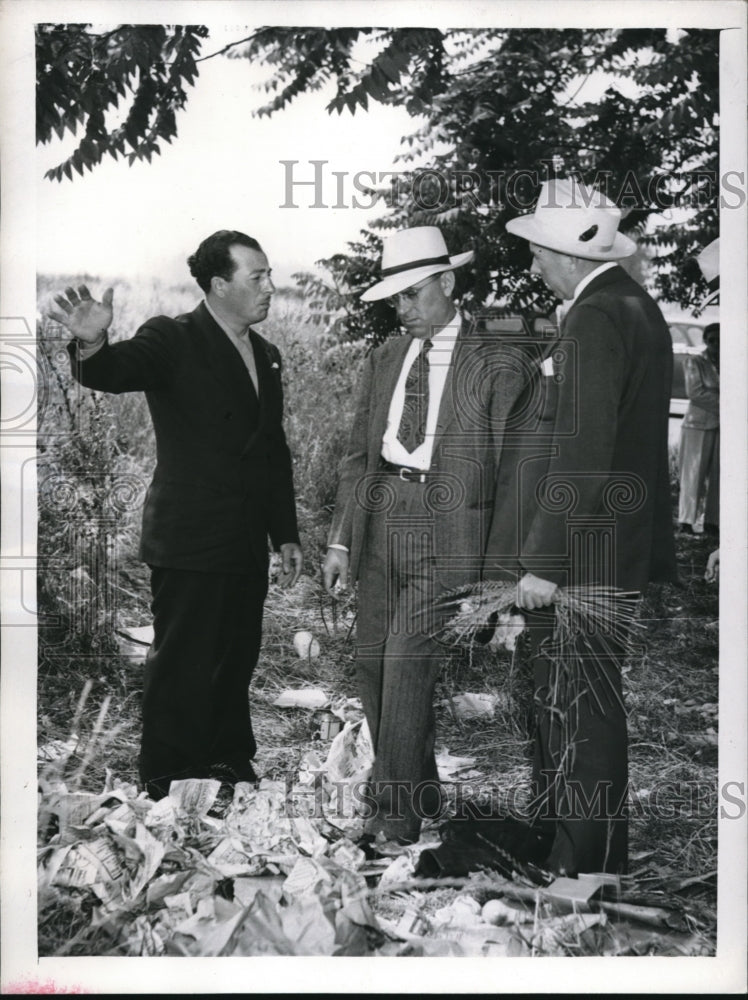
[36,24,719,321]
[37,23,208,181]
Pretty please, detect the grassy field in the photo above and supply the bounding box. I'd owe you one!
[35,276,719,957]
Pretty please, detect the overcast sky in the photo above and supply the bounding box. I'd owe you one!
[36,33,420,287]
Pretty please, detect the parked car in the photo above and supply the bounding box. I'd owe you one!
[478,305,719,419]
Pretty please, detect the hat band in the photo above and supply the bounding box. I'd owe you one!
[380,254,451,277]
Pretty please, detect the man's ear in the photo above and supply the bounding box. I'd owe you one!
[440,269,456,296]
[210,275,225,298]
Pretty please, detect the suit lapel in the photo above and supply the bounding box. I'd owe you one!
[432,315,473,445]
[369,335,413,456]
[194,303,258,405]
[249,328,277,411]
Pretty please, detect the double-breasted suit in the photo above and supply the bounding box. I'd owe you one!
[329,318,528,840]
[68,301,299,795]
[489,264,678,875]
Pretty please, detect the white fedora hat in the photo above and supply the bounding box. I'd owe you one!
[360,226,474,301]
[696,237,720,307]
[505,178,636,261]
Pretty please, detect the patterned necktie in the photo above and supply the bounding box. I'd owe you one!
[397,338,432,453]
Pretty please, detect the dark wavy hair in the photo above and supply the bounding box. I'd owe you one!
[187,231,263,293]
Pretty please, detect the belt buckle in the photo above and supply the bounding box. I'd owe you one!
[399,467,426,483]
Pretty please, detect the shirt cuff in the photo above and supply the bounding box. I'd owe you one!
[327,544,349,553]
[75,334,107,360]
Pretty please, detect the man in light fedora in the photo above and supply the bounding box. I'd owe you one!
[496,178,678,875]
[323,226,528,844]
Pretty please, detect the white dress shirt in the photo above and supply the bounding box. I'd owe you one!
[571,261,618,304]
[204,299,259,394]
[381,312,462,471]
[553,261,618,336]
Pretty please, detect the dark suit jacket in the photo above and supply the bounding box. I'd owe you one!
[488,265,678,592]
[67,301,299,574]
[328,318,528,588]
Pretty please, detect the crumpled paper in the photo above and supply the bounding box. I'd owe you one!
[273,687,329,710]
[435,747,479,780]
[443,692,498,720]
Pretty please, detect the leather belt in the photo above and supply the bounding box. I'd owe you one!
[380,460,433,483]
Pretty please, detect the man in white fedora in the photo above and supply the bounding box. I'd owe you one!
[493,178,679,875]
[322,226,528,844]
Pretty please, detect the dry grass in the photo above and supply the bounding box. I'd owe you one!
[36,274,719,957]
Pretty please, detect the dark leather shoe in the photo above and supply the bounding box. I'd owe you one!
[209,760,259,786]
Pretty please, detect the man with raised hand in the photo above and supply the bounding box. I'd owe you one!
[47,230,302,800]
[501,178,678,875]
[323,226,528,845]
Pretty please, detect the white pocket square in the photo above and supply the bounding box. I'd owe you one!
[541,356,555,377]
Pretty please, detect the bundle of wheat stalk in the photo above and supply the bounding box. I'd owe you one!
[437,580,642,664]
[437,580,643,809]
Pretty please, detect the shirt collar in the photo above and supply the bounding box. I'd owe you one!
[572,261,618,303]
[204,298,249,339]
[428,310,462,343]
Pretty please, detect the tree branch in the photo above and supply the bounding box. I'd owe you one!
[195,33,260,63]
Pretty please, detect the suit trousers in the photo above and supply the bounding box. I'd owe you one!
[523,609,629,875]
[139,566,267,799]
[355,473,451,842]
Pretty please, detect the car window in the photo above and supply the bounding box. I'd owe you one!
[669,324,691,346]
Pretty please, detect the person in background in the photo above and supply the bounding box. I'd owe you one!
[705,549,720,582]
[46,230,303,800]
[678,323,720,535]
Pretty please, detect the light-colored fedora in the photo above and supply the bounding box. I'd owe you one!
[505,178,636,261]
[696,237,719,307]
[360,226,474,301]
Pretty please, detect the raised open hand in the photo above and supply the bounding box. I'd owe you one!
[47,284,114,344]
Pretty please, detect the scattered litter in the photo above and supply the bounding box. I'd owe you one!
[481,897,534,926]
[115,625,154,659]
[435,747,478,780]
[530,911,607,953]
[489,612,526,651]
[316,710,344,741]
[168,778,221,816]
[323,719,374,786]
[328,697,364,723]
[443,692,498,720]
[432,895,483,928]
[273,688,328,710]
[292,631,320,659]
[38,734,80,762]
[379,853,416,886]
